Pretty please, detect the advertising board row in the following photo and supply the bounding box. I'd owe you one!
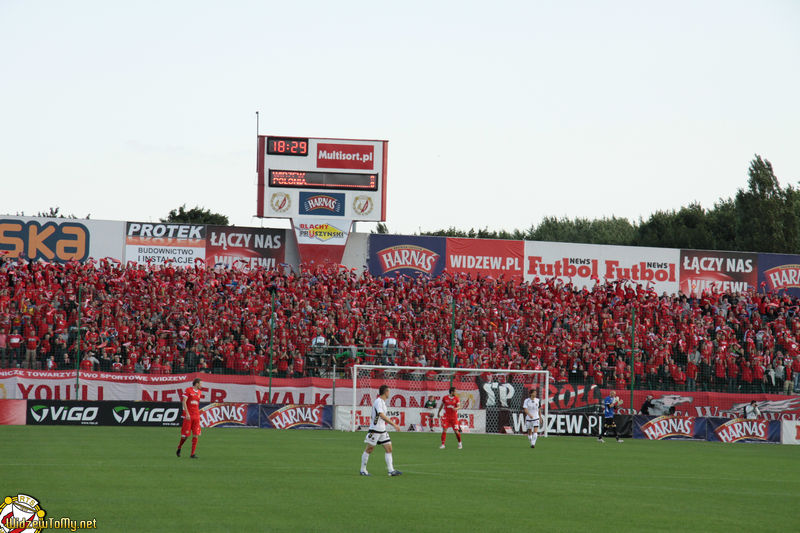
[3,216,800,296]
[0,217,286,268]
[0,399,333,429]
[634,415,782,443]
[367,234,800,297]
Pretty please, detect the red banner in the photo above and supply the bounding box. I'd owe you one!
[446,238,524,282]
[603,388,800,420]
[0,400,26,425]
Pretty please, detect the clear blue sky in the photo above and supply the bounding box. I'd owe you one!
[2,1,798,235]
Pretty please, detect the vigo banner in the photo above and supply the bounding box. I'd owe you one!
[205,226,285,269]
[445,238,524,282]
[524,241,679,293]
[334,406,486,433]
[368,234,447,278]
[679,249,758,295]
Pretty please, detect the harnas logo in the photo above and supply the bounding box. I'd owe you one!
[299,192,345,216]
[376,245,439,274]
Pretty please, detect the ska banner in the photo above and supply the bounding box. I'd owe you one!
[679,249,758,295]
[368,234,447,278]
[0,217,124,263]
[205,226,285,269]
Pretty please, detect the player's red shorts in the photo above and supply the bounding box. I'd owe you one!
[442,416,460,430]
[181,415,201,437]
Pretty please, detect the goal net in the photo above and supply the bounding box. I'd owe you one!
[349,365,549,436]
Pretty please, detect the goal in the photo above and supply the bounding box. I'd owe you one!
[349,365,549,436]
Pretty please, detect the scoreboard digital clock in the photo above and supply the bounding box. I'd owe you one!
[268,169,378,191]
[266,136,309,156]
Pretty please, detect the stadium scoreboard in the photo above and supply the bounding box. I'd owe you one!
[256,135,387,222]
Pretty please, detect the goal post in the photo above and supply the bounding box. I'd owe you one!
[349,365,549,436]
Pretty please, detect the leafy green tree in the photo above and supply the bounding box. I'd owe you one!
[161,205,229,225]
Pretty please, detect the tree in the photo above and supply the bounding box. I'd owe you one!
[11,207,90,219]
[161,205,229,225]
[733,155,798,253]
[373,222,389,234]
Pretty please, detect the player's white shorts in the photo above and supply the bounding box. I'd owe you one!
[364,430,391,446]
[525,419,540,432]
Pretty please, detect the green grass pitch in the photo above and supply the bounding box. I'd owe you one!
[1,426,796,532]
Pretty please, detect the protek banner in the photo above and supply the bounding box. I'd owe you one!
[125,222,206,266]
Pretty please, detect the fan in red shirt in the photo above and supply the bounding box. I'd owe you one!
[177,378,203,459]
[437,387,463,449]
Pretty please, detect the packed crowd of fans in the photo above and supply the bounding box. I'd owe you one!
[1,256,799,395]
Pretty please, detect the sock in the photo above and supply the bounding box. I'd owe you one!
[385,452,394,472]
[455,431,461,443]
[361,452,370,472]
[441,431,446,445]
[191,437,197,455]
[532,433,538,445]
[178,436,187,449]
[528,434,533,444]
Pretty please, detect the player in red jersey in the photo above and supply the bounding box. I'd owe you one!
[437,386,463,449]
[177,378,203,458]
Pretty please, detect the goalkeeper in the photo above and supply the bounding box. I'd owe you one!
[598,390,623,443]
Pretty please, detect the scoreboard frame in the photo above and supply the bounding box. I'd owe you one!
[256,135,387,222]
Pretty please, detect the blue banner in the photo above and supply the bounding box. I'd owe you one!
[758,253,800,298]
[368,234,446,278]
[298,192,345,216]
[257,404,333,429]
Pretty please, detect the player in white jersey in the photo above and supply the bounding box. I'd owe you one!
[522,388,541,448]
[360,384,402,476]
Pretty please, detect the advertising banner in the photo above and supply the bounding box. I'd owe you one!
[334,406,486,433]
[780,419,800,444]
[25,400,103,426]
[0,217,124,263]
[634,415,703,440]
[368,234,447,278]
[523,241,679,293]
[125,222,205,266]
[205,226,285,269]
[258,404,333,429]
[445,238,524,282]
[757,253,800,298]
[511,411,600,436]
[0,400,26,425]
[198,402,255,428]
[601,388,800,421]
[298,192,346,217]
[679,249,758,295]
[292,217,351,265]
[705,417,780,443]
[24,400,183,427]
